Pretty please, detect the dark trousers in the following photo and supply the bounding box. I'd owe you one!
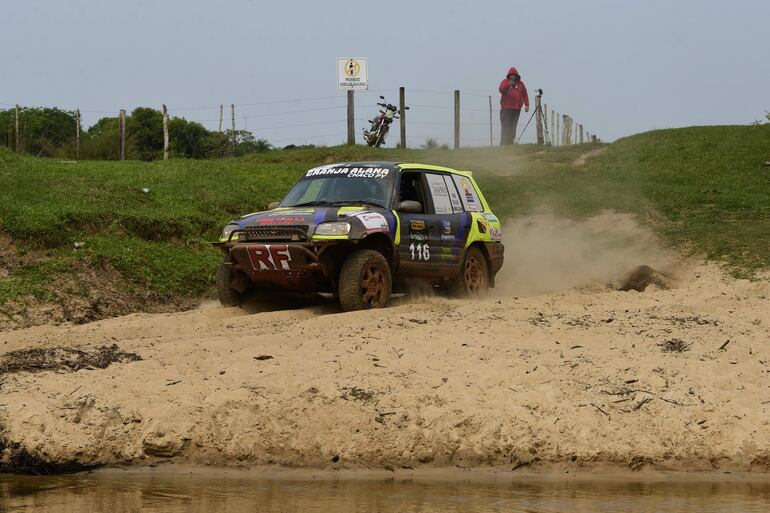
[500,108,521,145]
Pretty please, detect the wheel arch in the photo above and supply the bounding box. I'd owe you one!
[358,232,396,266]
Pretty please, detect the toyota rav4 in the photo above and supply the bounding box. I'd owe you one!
[214,162,504,311]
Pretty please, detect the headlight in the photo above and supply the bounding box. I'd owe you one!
[220,224,239,242]
[314,222,351,236]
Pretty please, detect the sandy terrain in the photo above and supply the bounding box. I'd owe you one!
[1,213,768,473]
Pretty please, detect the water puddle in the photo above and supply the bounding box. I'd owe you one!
[1,470,769,512]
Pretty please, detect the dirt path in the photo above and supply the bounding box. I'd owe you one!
[573,147,607,166]
[1,261,768,473]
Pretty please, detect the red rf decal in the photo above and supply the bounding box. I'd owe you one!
[247,244,292,270]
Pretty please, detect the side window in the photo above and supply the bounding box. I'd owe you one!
[425,174,455,215]
[399,172,427,213]
[452,174,483,212]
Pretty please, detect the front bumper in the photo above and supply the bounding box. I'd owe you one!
[217,241,335,292]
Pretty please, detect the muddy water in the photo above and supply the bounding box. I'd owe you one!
[2,470,769,512]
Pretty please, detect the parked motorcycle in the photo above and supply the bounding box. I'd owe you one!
[363,96,408,147]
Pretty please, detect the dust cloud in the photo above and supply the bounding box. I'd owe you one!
[494,210,674,297]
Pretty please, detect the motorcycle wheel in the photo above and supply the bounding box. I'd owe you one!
[367,127,381,147]
[374,127,388,147]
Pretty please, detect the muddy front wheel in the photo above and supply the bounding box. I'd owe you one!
[216,259,245,307]
[450,246,490,297]
[338,250,392,311]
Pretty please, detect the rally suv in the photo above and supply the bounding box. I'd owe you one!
[214,162,504,311]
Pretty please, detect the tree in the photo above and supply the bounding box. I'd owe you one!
[1,105,274,160]
[233,131,272,155]
[82,116,119,160]
[127,107,163,161]
[168,117,209,158]
[0,107,77,157]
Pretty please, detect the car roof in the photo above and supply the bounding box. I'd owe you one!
[320,161,472,178]
[398,162,472,177]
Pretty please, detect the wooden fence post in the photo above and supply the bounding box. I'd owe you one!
[569,117,575,144]
[453,90,460,149]
[399,86,406,148]
[563,115,567,145]
[14,104,20,152]
[75,109,81,160]
[346,90,355,145]
[562,115,569,145]
[551,109,555,147]
[488,95,494,147]
[231,104,236,155]
[218,105,223,133]
[579,124,584,144]
[556,112,560,147]
[564,115,572,146]
[118,109,126,160]
[535,91,544,145]
[162,104,169,160]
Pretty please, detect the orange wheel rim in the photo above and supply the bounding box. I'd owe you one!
[464,256,485,293]
[361,264,386,306]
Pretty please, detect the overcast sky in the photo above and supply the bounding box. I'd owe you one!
[2,0,768,147]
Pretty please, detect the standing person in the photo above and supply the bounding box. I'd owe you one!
[498,67,529,145]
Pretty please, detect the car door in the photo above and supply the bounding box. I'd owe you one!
[396,170,469,278]
[423,172,469,273]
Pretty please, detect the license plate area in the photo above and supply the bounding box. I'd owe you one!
[245,244,297,271]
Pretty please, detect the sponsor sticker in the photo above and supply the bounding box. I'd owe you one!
[355,212,389,232]
[453,175,482,212]
[409,219,427,242]
[254,216,305,225]
[441,220,454,240]
[483,213,499,223]
[305,166,390,179]
[410,219,426,231]
[426,174,454,215]
[443,175,464,213]
[247,244,292,271]
[490,227,503,241]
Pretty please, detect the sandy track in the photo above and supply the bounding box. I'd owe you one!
[1,262,768,473]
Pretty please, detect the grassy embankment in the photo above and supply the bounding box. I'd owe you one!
[0,124,768,312]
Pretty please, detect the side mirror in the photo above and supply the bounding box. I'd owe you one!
[398,200,422,214]
[267,201,280,210]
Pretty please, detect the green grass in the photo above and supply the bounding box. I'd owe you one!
[0,123,768,307]
[0,258,63,304]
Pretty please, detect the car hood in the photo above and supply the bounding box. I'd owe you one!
[233,205,396,241]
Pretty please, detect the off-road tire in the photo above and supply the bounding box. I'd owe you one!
[338,249,392,311]
[450,246,490,297]
[216,259,243,307]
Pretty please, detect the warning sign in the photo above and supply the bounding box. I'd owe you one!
[337,57,368,90]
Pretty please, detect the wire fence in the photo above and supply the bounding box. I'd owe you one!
[1,87,598,155]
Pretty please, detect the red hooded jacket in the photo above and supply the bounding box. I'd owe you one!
[499,67,529,110]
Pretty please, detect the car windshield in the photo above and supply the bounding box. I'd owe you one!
[280,175,394,209]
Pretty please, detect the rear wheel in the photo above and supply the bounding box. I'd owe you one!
[338,250,391,311]
[216,259,244,307]
[450,246,490,297]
